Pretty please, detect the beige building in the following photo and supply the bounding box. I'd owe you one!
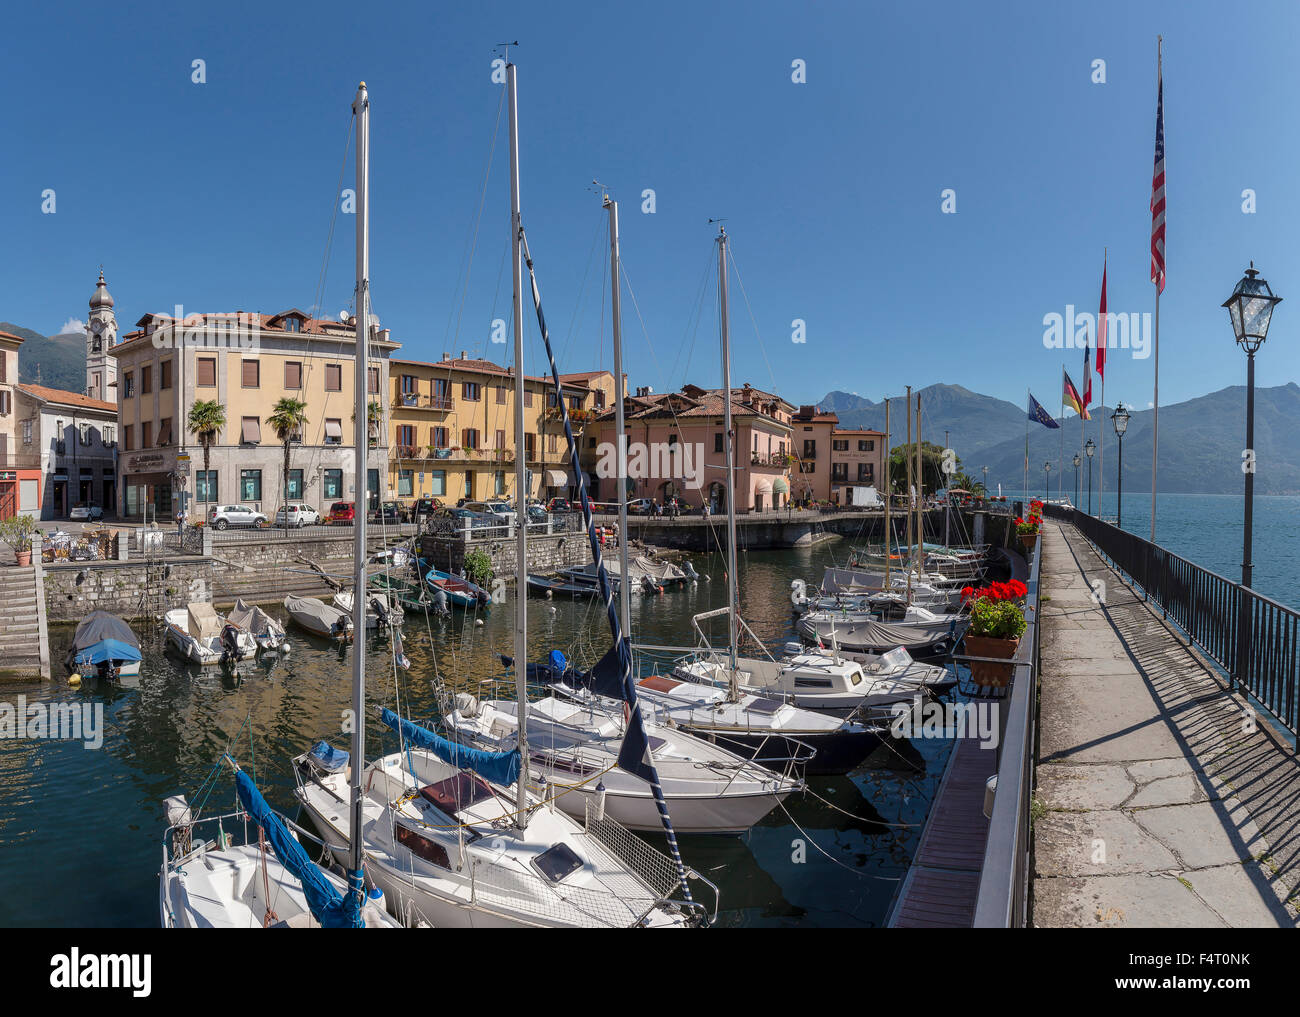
[109,309,397,520]
[0,329,42,519]
[791,405,886,505]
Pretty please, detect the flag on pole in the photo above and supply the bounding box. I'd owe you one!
[1083,344,1092,409]
[1096,255,1108,380]
[1063,371,1090,419]
[1150,62,1166,294]
[1028,393,1061,429]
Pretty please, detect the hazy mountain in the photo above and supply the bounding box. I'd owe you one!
[0,322,87,394]
[818,390,875,413]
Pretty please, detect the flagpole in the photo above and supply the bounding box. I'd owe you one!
[1024,388,1029,502]
[1150,36,1164,543]
[1059,365,1066,502]
[1099,248,1106,521]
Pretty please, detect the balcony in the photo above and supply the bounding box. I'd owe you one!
[750,451,792,468]
[393,393,454,412]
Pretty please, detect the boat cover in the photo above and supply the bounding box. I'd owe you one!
[187,602,222,641]
[798,613,961,649]
[234,768,360,928]
[285,596,348,632]
[308,740,349,773]
[228,599,283,638]
[378,707,520,788]
[66,612,142,670]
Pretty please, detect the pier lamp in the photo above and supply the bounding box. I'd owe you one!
[1043,460,1052,502]
[1084,438,1095,517]
[1224,263,1281,690]
[1223,264,1280,596]
[1072,453,1081,509]
[981,465,988,496]
[1111,404,1130,530]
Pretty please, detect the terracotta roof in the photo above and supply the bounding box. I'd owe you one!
[118,310,395,346]
[831,427,884,435]
[0,330,24,343]
[391,356,586,388]
[600,389,790,424]
[18,383,116,413]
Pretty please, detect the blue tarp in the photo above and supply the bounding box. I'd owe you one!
[308,740,350,773]
[378,707,520,788]
[71,638,143,667]
[234,768,361,928]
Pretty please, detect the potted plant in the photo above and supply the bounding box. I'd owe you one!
[962,581,1029,687]
[0,515,39,567]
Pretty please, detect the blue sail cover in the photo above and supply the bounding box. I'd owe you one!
[378,708,520,788]
[234,768,361,928]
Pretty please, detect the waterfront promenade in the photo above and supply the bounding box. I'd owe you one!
[1034,521,1300,927]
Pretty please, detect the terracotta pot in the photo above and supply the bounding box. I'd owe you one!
[964,634,1020,688]
[14,550,32,567]
[1018,532,1038,553]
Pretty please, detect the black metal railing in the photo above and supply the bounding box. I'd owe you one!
[970,525,1042,928]
[1044,503,1300,742]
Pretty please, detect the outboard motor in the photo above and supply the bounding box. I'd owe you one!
[370,595,390,629]
[220,623,241,666]
[476,589,490,608]
[432,588,450,617]
[683,560,699,582]
[791,578,808,610]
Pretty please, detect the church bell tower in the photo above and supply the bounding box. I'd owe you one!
[86,268,117,401]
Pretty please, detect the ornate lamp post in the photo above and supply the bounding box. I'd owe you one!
[981,464,988,496]
[1223,263,1281,691]
[1084,437,1095,516]
[1111,403,1130,529]
[1043,460,1051,502]
[1072,453,1081,508]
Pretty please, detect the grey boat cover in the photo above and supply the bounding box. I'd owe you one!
[797,611,965,651]
[228,598,285,638]
[284,596,349,634]
[71,610,141,653]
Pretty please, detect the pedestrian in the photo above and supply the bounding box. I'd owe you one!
[175,507,185,536]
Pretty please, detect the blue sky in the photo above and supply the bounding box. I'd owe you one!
[5,0,1299,413]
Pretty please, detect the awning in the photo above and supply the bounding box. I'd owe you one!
[754,478,773,495]
[52,475,68,483]
[241,418,261,443]
[772,477,789,494]
[325,420,342,440]
[545,469,568,487]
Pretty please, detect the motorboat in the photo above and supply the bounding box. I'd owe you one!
[796,602,968,658]
[283,596,353,640]
[333,588,403,630]
[65,610,142,681]
[422,565,491,609]
[163,603,257,666]
[227,598,290,654]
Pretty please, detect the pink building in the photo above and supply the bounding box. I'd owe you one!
[590,383,794,512]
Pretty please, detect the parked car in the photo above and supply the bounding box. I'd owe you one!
[69,503,104,522]
[410,497,443,520]
[274,503,321,528]
[526,504,549,524]
[327,502,356,525]
[370,501,409,524]
[208,504,267,530]
[546,497,574,513]
[466,500,513,523]
[434,507,493,529]
[626,498,654,515]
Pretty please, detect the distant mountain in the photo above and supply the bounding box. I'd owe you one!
[0,322,86,394]
[818,390,875,413]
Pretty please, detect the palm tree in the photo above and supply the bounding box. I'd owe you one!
[187,400,226,509]
[266,398,309,525]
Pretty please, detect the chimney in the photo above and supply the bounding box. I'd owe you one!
[460,350,468,360]
[442,352,452,362]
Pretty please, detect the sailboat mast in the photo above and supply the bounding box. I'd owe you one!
[606,196,632,638]
[883,398,891,585]
[944,428,950,548]
[717,226,740,696]
[915,394,923,571]
[348,80,370,891]
[507,62,529,829]
[904,386,913,600]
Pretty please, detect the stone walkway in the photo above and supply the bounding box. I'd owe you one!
[1033,521,1300,927]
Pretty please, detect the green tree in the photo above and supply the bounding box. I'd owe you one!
[187,399,226,507]
[266,398,309,522]
[889,441,952,495]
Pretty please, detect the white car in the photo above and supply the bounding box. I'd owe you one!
[69,502,104,522]
[208,504,268,530]
[274,503,321,528]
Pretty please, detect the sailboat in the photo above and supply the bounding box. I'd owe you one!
[292,62,715,927]
[159,83,403,932]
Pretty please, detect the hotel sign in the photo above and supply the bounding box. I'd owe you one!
[123,452,172,473]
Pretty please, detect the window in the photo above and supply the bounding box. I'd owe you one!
[141,421,152,448]
[196,356,216,386]
[325,363,342,391]
[401,374,417,394]
[158,418,172,445]
[142,365,152,394]
[287,469,303,499]
[240,416,261,444]
[495,471,506,495]
[524,433,536,458]
[434,377,451,399]
[799,461,815,474]
[547,389,557,408]
[323,469,342,499]
[496,386,507,404]
[124,425,133,451]
[323,418,342,445]
[22,419,32,445]
[433,426,449,448]
[104,425,115,446]
[398,469,414,497]
[241,359,259,388]
[832,463,848,482]
[548,433,557,454]
[397,425,415,450]
[161,359,173,390]
[429,470,446,496]
[567,395,582,412]
[832,439,848,452]
[803,439,816,458]
[714,433,724,453]
[123,372,134,398]
[461,428,480,449]
[78,422,91,445]
[240,469,262,501]
[858,439,874,452]
[368,367,380,394]
[196,470,218,501]
[463,471,474,498]
[462,381,481,401]
[857,463,874,482]
[285,361,303,389]
[594,390,606,409]
[495,429,505,449]
[283,317,301,333]
[524,389,533,408]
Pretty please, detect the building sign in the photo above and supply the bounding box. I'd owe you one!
[124,452,170,473]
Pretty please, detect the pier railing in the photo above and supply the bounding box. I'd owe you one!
[1044,504,1300,743]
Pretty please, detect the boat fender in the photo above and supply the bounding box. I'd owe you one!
[69,674,82,687]
[475,618,484,627]
[594,782,606,822]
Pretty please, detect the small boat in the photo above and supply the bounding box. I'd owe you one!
[796,603,968,658]
[65,611,142,682]
[283,596,353,640]
[333,588,403,630]
[782,642,958,695]
[559,556,695,595]
[369,573,438,613]
[422,565,491,609]
[227,599,290,654]
[163,603,257,666]
[526,573,599,596]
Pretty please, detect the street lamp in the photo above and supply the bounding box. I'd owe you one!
[1223,263,1280,595]
[1072,453,1081,508]
[1043,460,1051,502]
[1224,263,1281,691]
[1111,403,1130,529]
[1084,438,1095,516]
[981,464,988,496]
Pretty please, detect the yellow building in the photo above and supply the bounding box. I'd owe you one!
[109,309,398,520]
[387,354,617,506]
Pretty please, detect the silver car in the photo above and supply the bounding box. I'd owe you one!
[208,504,267,530]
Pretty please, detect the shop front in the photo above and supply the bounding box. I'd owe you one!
[120,450,178,523]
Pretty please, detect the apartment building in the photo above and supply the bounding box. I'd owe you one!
[790,405,886,504]
[109,309,397,521]
[0,330,41,519]
[14,385,118,518]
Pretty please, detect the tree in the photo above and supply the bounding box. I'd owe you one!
[187,400,226,507]
[889,441,952,495]
[266,398,309,523]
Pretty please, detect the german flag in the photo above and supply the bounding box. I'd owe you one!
[1063,370,1090,420]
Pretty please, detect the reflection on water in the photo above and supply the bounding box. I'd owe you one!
[0,537,965,928]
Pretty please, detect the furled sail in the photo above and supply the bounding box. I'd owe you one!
[233,767,361,928]
[378,707,520,788]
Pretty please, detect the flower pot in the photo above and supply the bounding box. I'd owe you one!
[964,634,1020,688]
[14,550,32,567]
[1018,532,1038,554]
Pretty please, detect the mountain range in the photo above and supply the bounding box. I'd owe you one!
[819,382,1300,496]
[0,322,87,394]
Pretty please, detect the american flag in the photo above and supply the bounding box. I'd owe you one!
[1150,62,1166,294]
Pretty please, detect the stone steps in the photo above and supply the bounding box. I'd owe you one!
[0,566,46,679]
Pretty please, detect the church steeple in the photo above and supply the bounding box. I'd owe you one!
[86,267,118,401]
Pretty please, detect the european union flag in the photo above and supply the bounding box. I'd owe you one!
[1028,393,1061,429]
